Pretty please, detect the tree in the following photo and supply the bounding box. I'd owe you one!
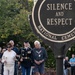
[0,0,56,68]
[0,0,37,43]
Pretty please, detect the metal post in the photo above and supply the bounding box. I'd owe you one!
[56,56,63,75]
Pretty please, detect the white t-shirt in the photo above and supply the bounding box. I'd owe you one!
[2,50,16,66]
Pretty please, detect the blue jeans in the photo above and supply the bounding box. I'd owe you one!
[21,66,31,75]
[64,69,68,75]
[14,62,18,75]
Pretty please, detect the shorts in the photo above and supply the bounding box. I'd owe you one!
[33,63,45,74]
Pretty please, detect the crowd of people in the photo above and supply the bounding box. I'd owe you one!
[0,40,48,75]
[1,40,75,75]
[63,54,75,75]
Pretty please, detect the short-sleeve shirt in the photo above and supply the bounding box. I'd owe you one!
[69,58,75,66]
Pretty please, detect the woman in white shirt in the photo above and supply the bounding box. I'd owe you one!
[2,43,16,75]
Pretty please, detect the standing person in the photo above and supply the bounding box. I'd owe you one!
[32,40,47,75]
[0,47,2,74]
[1,47,6,75]
[9,40,19,55]
[19,41,33,75]
[64,57,70,75]
[69,54,75,75]
[9,40,19,75]
[2,43,16,75]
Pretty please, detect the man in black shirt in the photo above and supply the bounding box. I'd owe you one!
[64,57,71,75]
[19,41,33,75]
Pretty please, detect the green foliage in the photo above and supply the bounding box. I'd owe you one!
[67,44,75,58]
[0,0,22,38]
[0,0,35,42]
[45,50,56,68]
